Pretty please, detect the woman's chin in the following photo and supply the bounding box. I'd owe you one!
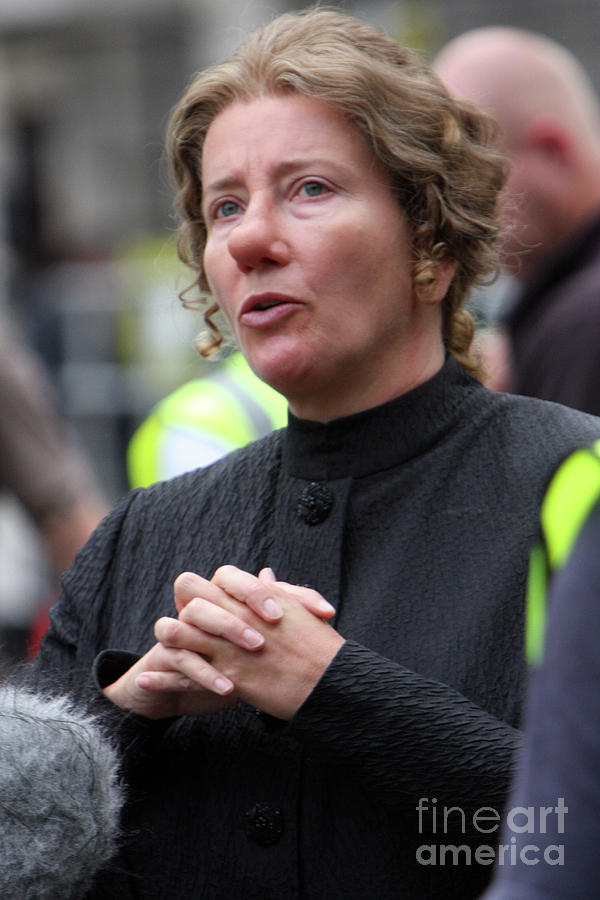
[244,345,312,398]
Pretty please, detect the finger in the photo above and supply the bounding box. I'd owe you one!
[213,565,336,620]
[137,669,234,696]
[271,582,336,619]
[146,646,235,695]
[136,671,197,692]
[133,670,235,718]
[212,565,284,621]
[173,571,226,615]
[258,567,276,583]
[157,608,264,652]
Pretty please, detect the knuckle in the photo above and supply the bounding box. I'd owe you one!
[179,597,199,622]
[212,609,229,636]
[174,571,198,592]
[161,617,181,643]
[246,581,266,605]
[217,657,237,682]
[154,616,167,639]
[180,596,203,621]
[172,648,192,670]
[152,642,168,663]
[222,610,245,638]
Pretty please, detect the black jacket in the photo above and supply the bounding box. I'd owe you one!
[506,214,600,415]
[33,358,600,899]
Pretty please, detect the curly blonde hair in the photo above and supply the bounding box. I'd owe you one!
[167,8,507,377]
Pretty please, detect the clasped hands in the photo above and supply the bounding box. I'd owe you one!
[104,566,345,721]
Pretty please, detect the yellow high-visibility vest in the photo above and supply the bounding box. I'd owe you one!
[127,351,288,488]
[526,438,600,665]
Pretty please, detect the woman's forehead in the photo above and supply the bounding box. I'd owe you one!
[201,94,380,185]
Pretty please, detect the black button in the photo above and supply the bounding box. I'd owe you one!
[243,802,285,846]
[297,482,333,524]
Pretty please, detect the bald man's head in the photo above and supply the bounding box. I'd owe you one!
[434,28,600,147]
[434,28,600,276]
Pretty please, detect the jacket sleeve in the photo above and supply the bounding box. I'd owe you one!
[27,490,171,755]
[288,639,520,823]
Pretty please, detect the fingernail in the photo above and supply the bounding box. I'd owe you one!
[318,599,336,614]
[242,628,264,649]
[264,597,283,619]
[214,676,233,694]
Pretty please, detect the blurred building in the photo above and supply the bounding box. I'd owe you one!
[0,0,299,499]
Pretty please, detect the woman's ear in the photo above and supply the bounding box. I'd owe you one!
[436,259,458,302]
[420,260,458,305]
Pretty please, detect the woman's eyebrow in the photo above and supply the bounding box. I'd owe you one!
[203,157,350,196]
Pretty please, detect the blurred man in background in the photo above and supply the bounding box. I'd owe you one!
[435,28,600,414]
[482,440,600,898]
[127,349,287,488]
[0,312,106,669]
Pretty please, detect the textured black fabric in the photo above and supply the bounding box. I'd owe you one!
[32,357,600,899]
[505,214,600,415]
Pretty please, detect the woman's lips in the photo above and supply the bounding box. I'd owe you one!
[239,293,303,328]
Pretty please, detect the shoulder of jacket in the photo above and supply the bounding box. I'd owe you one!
[484,389,600,436]
[130,427,285,505]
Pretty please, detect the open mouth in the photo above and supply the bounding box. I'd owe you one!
[253,299,284,311]
[239,293,301,327]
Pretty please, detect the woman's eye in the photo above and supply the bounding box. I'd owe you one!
[300,181,328,198]
[215,199,241,219]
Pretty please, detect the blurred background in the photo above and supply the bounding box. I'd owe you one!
[0,0,598,654]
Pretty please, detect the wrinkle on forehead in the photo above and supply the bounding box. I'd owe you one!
[201,94,387,201]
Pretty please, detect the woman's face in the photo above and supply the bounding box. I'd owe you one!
[201,93,444,421]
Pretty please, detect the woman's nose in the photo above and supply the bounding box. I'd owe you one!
[227,200,291,272]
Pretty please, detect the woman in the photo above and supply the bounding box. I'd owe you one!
[31,10,600,899]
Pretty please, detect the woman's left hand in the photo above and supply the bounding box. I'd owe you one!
[159,566,345,720]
